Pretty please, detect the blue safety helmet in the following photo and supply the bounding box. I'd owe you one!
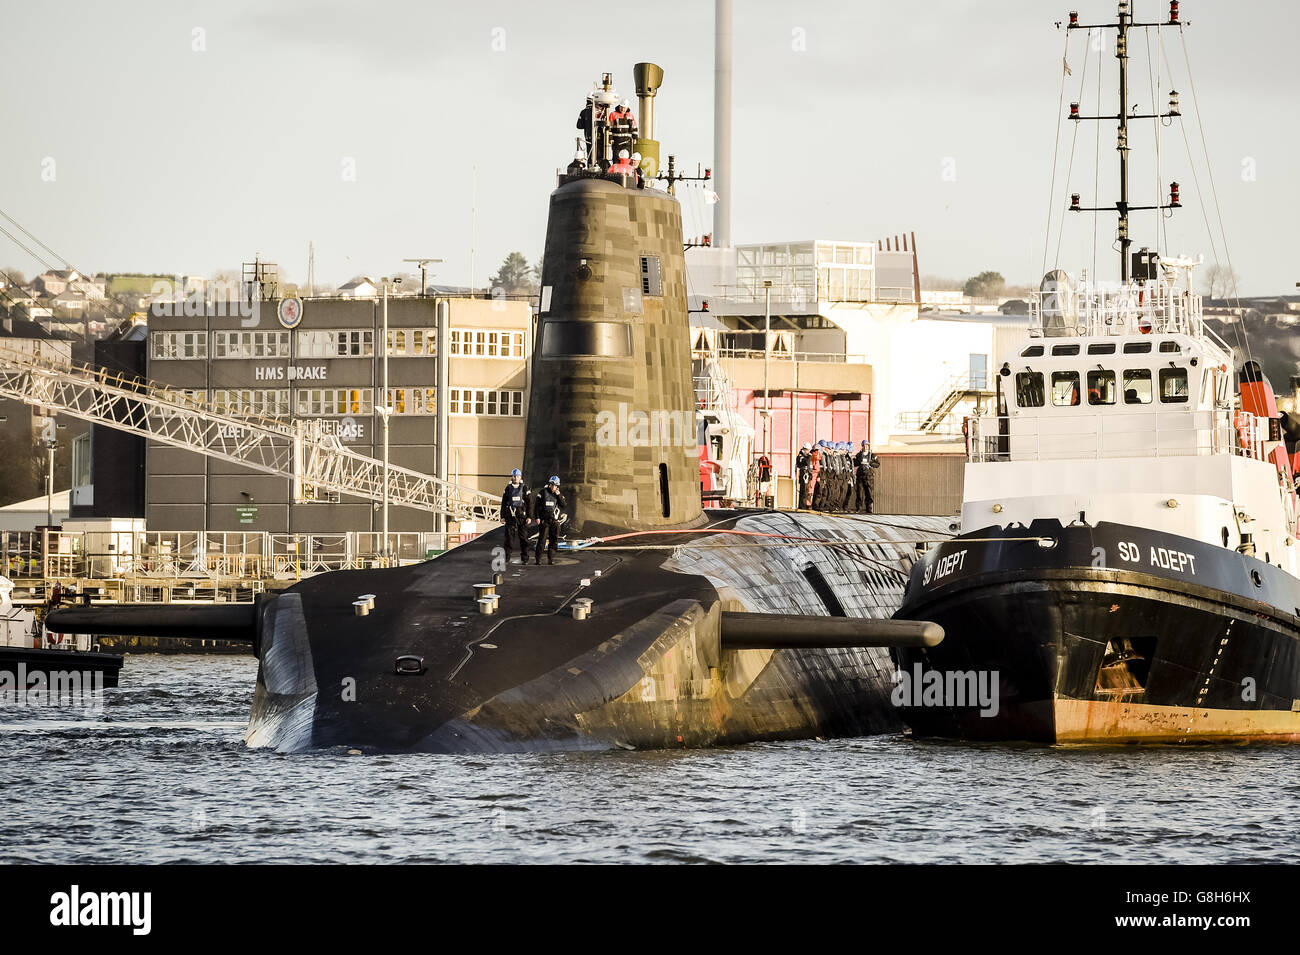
[861,439,869,447]
[548,475,560,485]
[511,468,521,478]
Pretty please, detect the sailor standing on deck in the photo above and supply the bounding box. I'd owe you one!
[500,468,531,564]
[796,444,812,508]
[532,476,567,566]
[853,439,880,514]
[807,441,824,510]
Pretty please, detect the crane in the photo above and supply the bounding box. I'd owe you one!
[0,344,503,524]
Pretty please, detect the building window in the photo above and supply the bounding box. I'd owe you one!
[150,331,207,360]
[386,329,437,356]
[72,432,91,488]
[448,328,525,358]
[384,387,437,415]
[211,389,290,417]
[447,388,524,417]
[294,388,374,416]
[297,329,374,358]
[212,330,290,359]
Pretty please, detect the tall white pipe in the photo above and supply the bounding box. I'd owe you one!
[381,282,390,556]
[714,0,732,249]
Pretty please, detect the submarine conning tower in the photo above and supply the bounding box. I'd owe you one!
[524,65,703,535]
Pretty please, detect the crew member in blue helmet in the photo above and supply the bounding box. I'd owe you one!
[853,439,880,513]
[531,476,568,565]
[500,468,531,564]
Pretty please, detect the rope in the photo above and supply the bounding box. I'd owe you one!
[575,536,1051,551]
[1054,36,1093,269]
[0,207,70,271]
[1144,26,1168,255]
[1090,40,1102,280]
[1042,30,1073,277]
[1179,27,1251,364]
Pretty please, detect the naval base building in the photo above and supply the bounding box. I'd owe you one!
[132,292,532,533]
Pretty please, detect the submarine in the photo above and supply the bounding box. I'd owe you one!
[48,65,950,753]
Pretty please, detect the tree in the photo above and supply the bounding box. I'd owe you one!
[963,271,1006,300]
[1201,264,1240,300]
[490,252,538,295]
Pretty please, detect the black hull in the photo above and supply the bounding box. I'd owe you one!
[246,510,939,753]
[0,646,124,688]
[895,520,1300,743]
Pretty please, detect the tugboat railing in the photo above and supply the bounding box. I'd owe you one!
[1029,279,1233,357]
[966,409,1267,463]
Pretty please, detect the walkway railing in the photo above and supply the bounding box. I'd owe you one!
[966,409,1267,463]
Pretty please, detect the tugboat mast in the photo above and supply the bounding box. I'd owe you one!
[1065,1,1184,283]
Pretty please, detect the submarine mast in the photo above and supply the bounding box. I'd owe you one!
[524,66,704,534]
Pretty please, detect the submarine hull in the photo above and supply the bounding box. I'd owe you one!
[246,511,949,752]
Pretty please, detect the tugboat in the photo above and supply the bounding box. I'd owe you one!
[894,2,1300,742]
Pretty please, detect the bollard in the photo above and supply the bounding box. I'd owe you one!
[352,600,370,617]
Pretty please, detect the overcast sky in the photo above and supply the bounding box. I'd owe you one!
[1,0,1294,294]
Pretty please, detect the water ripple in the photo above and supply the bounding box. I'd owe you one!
[1,654,1297,863]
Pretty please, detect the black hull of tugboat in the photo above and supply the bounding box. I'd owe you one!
[894,520,1300,743]
[0,646,124,688]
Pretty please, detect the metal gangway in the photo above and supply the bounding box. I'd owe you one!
[0,344,502,523]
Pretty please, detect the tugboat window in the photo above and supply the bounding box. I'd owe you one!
[1122,341,1153,354]
[1123,369,1153,404]
[1086,342,1117,355]
[1051,371,1081,406]
[1087,369,1116,405]
[1021,345,1044,357]
[1159,367,1189,403]
[1050,344,1081,356]
[1015,372,1045,407]
[1158,340,1181,353]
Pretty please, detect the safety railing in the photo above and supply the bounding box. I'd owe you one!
[966,409,1267,463]
[1029,277,1232,358]
[0,529,474,590]
[701,348,870,365]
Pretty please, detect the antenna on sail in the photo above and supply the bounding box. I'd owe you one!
[1064,1,1186,283]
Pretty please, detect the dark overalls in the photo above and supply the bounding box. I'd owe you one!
[500,480,530,562]
[853,448,878,513]
[532,485,567,565]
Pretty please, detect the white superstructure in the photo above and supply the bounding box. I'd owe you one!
[962,258,1299,577]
